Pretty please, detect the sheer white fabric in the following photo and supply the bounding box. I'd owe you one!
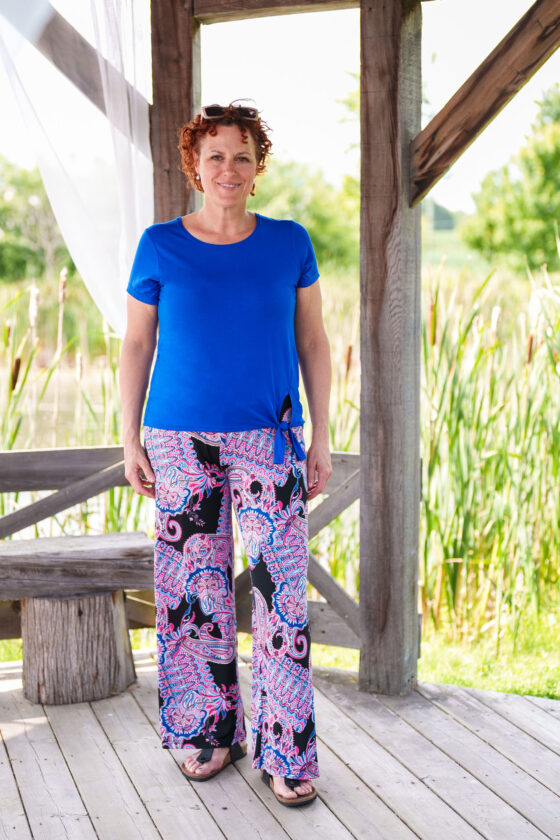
[0,0,153,338]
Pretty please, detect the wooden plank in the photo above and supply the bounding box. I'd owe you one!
[129,665,297,839]
[133,655,353,836]
[0,730,33,839]
[359,0,422,692]
[416,681,560,796]
[0,533,153,598]
[411,0,560,203]
[308,468,359,538]
[307,600,360,648]
[296,667,481,838]
[0,677,97,839]
[325,452,360,494]
[0,446,125,492]
[308,552,360,637]
[376,683,560,839]
[0,446,354,493]
[123,590,157,628]
[0,461,125,539]
[311,667,547,840]
[237,658,418,839]
[151,0,201,222]
[523,694,560,719]
[44,701,161,839]
[193,0,357,24]
[89,691,226,838]
[464,684,560,757]
[194,0,438,25]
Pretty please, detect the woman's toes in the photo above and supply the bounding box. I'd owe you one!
[295,781,312,794]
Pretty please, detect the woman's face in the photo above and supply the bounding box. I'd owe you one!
[194,123,258,209]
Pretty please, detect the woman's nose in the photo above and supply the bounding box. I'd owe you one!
[221,158,238,173]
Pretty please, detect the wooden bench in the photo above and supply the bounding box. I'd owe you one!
[0,531,154,705]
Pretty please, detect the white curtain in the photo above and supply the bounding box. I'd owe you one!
[0,0,153,338]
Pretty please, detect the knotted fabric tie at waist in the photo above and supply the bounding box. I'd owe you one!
[273,420,306,465]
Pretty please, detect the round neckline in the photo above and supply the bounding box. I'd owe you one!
[176,212,260,246]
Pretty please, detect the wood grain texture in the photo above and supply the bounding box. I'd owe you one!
[192,0,433,24]
[21,591,136,704]
[151,0,201,222]
[359,0,421,694]
[411,0,560,203]
[0,532,154,598]
[0,460,125,539]
[0,445,356,491]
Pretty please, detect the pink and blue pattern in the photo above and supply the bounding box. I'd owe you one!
[143,400,319,781]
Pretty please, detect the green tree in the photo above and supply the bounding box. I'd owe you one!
[248,158,358,269]
[0,154,74,284]
[458,84,560,273]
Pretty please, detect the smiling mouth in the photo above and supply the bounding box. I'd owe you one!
[217,183,241,189]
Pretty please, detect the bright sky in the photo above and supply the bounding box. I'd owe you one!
[1,0,559,214]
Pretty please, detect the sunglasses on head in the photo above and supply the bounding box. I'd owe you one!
[200,102,259,121]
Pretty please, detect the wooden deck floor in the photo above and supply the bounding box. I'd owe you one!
[1,649,559,839]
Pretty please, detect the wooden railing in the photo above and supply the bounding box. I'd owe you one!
[0,445,361,654]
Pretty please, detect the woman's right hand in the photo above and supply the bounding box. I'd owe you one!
[124,440,157,498]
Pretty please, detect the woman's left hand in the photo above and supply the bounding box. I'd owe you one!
[305,435,333,501]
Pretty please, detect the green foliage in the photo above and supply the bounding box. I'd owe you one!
[0,154,75,284]
[459,84,560,273]
[248,159,359,270]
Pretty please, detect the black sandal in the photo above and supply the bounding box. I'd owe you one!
[261,768,317,806]
[181,741,247,782]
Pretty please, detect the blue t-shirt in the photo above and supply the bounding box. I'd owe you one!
[126,212,320,464]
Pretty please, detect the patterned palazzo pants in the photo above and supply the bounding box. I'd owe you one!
[143,398,320,781]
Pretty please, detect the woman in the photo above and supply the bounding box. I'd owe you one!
[120,100,332,807]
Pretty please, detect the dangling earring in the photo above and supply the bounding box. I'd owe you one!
[195,173,200,180]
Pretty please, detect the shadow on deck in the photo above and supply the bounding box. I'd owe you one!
[1,649,559,839]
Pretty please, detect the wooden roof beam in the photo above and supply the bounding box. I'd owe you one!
[192,0,436,25]
[410,0,560,205]
[2,2,151,157]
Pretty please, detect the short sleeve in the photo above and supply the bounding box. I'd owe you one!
[126,228,161,304]
[292,221,320,288]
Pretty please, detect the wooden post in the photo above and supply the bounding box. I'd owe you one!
[150,0,202,222]
[21,591,135,704]
[359,0,422,694]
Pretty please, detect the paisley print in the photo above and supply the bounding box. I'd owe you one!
[143,398,320,781]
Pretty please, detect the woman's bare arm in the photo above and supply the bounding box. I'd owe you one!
[119,294,159,498]
[294,282,333,499]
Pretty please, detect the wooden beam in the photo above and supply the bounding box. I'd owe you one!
[411,0,560,204]
[0,3,151,158]
[151,0,201,221]
[192,0,436,23]
[193,0,356,24]
[0,461,125,539]
[359,0,421,694]
[0,446,125,492]
[0,446,356,491]
[309,468,360,538]
[0,532,153,599]
[308,552,360,637]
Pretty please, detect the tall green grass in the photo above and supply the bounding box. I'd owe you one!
[420,264,560,653]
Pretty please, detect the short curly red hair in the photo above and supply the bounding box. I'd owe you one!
[177,104,273,197]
